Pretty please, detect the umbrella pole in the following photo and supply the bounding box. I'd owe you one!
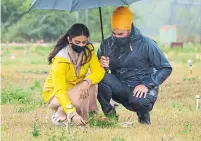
[99,7,104,41]
[99,7,110,73]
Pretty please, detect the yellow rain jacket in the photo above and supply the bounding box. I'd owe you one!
[42,44,105,113]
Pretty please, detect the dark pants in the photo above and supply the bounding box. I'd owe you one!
[98,73,158,117]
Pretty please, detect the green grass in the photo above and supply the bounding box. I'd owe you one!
[30,80,42,91]
[1,44,201,141]
[14,105,38,113]
[1,84,33,104]
[182,121,192,134]
[1,56,47,65]
[1,82,45,112]
[88,114,118,128]
[17,69,48,74]
[183,76,198,81]
[160,45,201,64]
[30,46,52,56]
[31,121,40,137]
[1,45,51,65]
[111,138,125,141]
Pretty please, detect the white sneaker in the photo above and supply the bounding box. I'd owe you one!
[51,112,85,127]
[50,112,75,126]
[51,112,62,126]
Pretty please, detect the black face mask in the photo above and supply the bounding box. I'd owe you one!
[114,34,131,47]
[71,43,86,53]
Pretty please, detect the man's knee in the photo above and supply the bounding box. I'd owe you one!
[129,88,158,111]
[129,97,153,112]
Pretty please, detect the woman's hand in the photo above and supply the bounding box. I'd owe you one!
[72,113,87,126]
[68,112,87,126]
[79,81,90,99]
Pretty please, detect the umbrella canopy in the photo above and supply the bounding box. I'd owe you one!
[29,0,140,12]
[29,0,140,40]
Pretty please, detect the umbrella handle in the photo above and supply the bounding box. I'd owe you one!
[103,55,111,73]
[99,7,110,72]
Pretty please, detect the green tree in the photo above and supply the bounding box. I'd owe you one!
[1,0,31,30]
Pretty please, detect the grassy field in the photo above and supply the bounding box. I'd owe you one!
[1,43,201,141]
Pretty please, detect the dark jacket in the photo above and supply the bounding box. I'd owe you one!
[97,25,172,89]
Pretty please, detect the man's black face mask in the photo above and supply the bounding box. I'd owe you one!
[113,33,131,47]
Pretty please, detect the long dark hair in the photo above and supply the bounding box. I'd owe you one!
[48,23,93,64]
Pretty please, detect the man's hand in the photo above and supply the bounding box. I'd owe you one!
[133,85,148,98]
[100,56,109,68]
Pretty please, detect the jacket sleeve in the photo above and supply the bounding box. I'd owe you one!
[86,50,105,85]
[144,39,172,88]
[52,62,76,113]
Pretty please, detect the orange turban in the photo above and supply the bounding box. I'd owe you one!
[111,6,133,30]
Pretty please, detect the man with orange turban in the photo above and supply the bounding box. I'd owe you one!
[97,6,172,124]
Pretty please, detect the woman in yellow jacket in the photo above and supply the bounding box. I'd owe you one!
[43,23,105,126]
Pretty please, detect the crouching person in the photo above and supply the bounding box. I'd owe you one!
[42,23,105,126]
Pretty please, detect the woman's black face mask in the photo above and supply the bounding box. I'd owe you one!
[68,37,87,53]
[71,43,86,53]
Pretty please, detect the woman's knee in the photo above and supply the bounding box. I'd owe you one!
[89,85,97,97]
[48,97,60,110]
[48,103,60,110]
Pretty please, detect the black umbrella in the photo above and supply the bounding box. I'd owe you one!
[29,0,140,41]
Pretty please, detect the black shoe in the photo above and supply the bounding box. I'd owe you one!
[137,112,151,124]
